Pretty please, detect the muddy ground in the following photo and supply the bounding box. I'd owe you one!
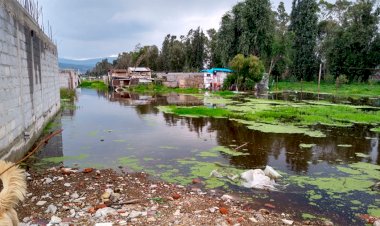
[14,166,338,226]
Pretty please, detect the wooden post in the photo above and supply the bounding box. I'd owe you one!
[318,63,322,100]
[300,78,303,100]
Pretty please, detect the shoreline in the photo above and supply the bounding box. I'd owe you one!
[16,166,331,226]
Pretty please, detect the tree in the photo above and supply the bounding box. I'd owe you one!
[269,2,292,78]
[290,0,319,81]
[228,54,265,90]
[215,0,275,68]
[327,0,380,82]
[91,59,112,77]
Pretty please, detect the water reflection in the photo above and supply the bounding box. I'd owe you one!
[33,89,379,225]
[255,91,380,107]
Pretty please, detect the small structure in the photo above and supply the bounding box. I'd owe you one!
[108,67,153,90]
[201,68,233,90]
[59,69,80,89]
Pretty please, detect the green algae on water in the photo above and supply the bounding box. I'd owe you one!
[42,154,89,163]
[355,153,370,158]
[299,143,316,148]
[198,146,249,157]
[118,156,143,171]
[302,213,317,220]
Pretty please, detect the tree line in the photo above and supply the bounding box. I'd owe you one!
[88,0,380,83]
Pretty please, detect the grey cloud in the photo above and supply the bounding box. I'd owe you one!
[39,0,288,58]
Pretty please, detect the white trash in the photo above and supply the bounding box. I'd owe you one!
[240,166,281,190]
[264,165,282,179]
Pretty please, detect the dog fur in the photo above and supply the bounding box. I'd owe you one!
[0,160,27,226]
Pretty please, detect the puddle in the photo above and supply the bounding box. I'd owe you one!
[30,89,380,225]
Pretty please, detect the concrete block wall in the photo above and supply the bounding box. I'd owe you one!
[0,0,60,161]
[157,72,204,88]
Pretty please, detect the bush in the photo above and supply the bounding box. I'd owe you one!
[60,88,76,101]
[336,74,348,87]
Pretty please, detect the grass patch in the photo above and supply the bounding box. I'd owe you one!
[271,81,380,97]
[80,80,108,91]
[60,88,76,101]
[129,84,201,94]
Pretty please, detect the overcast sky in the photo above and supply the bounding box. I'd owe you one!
[38,0,290,59]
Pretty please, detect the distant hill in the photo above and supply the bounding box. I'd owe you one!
[58,57,117,73]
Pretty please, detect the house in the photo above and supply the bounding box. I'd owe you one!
[201,68,233,90]
[59,69,80,89]
[108,67,153,90]
[108,69,131,88]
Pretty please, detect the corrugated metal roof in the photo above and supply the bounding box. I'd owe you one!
[128,67,151,72]
[201,68,234,73]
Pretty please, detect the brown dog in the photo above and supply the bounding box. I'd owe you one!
[0,160,27,226]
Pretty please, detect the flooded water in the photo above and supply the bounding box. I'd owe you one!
[34,88,379,225]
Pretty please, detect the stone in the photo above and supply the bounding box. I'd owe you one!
[23,217,30,223]
[111,193,121,202]
[249,217,258,223]
[173,209,181,216]
[94,207,116,218]
[36,200,47,206]
[63,183,71,187]
[101,191,111,200]
[44,178,53,184]
[209,207,218,213]
[70,192,79,199]
[254,213,265,222]
[45,204,57,214]
[147,217,156,222]
[221,194,234,201]
[129,210,145,219]
[282,219,294,225]
[49,216,62,224]
[70,209,76,218]
[374,220,380,226]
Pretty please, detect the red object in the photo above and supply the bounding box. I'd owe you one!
[172,193,181,200]
[192,178,201,184]
[95,204,107,210]
[83,168,93,173]
[219,207,229,215]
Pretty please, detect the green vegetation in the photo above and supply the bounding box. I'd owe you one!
[198,146,249,157]
[158,97,380,137]
[79,80,108,91]
[225,54,265,90]
[157,106,231,118]
[371,127,380,133]
[128,84,201,94]
[289,162,380,194]
[60,88,76,101]
[118,156,144,171]
[271,81,380,97]
[42,154,89,164]
[299,144,316,149]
